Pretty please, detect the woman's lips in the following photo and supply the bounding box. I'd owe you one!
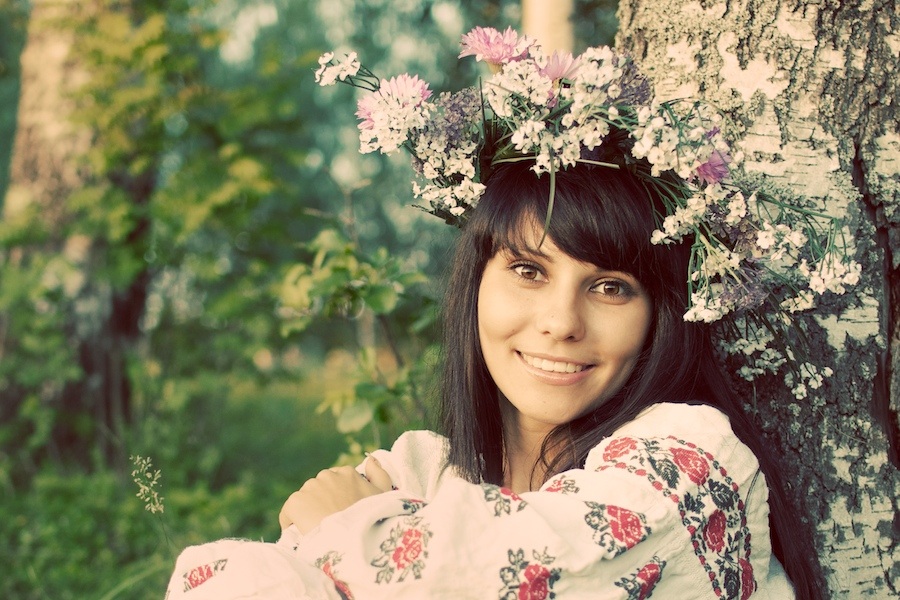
[519,352,589,373]
[517,351,595,384]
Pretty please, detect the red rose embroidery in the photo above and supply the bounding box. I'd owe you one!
[635,561,663,599]
[670,447,710,485]
[603,437,638,461]
[186,564,213,589]
[334,579,354,600]
[545,478,564,493]
[500,487,524,501]
[739,558,755,600]
[704,509,727,552]
[519,564,551,600]
[321,561,354,600]
[391,529,424,570]
[608,505,647,549]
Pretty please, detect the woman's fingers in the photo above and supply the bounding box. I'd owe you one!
[365,455,394,492]
[279,464,391,534]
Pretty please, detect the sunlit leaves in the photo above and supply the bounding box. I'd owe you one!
[280,228,427,335]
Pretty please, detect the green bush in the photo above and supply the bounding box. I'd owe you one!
[1,376,347,600]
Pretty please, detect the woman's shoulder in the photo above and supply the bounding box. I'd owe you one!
[584,401,760,479]
[618,401,735,438]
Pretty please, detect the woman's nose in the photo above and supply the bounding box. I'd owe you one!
[537,290,586,341]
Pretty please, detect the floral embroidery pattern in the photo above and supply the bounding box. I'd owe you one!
[315,551,354,600]
[499,547,561,600]
[597,435,756,599]
[583,502,651,556]
[371,517,433,583]
[401,498,427,514]
[483,484,529,516]
[602,436,638,461]
[543,475,580,494]
[180,559,227,592]
[614,556,666,599]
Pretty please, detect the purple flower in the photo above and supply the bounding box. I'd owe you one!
[695,151,731,184]
[459,26,532,68]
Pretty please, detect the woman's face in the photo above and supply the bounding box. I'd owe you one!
[477,227,653,438]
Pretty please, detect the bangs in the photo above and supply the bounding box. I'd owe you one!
[474,163,659,283]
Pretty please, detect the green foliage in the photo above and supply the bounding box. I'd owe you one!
[280,228,428,333]
[1,378,346,600]
[0,0,620,596]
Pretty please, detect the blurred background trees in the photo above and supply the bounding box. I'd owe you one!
[0,1,618,597]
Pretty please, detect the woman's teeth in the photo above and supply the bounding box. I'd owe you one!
[521,353,587,373]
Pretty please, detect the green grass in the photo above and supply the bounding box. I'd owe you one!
[1,373,348,600]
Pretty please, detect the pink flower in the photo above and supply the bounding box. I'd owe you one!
[355,74,432,130]
[540,51,580,81]
[459,26,532,68]
[695,150,731,184]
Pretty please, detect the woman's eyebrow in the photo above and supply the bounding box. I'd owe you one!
[505,245,552,261]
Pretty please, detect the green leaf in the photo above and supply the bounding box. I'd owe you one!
[364,284,398,314]
[336,401,374,434]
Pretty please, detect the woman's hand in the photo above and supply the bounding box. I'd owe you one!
[279,457,394,534]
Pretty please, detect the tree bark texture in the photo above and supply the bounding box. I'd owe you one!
[615,0,899,597]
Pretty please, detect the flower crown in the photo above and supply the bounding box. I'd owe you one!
[315,26,859,398]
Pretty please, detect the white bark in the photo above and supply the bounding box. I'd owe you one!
[522,0,574,53]
[616,1,899,597]
[6,0,87,220]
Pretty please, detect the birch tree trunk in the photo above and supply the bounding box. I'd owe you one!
[522,0,574,52]
[615,1,899,597]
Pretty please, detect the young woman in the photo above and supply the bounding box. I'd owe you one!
[167,27,837,600]
[166,161,823,599]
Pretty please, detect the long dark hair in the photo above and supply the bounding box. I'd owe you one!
[439,161,826,598]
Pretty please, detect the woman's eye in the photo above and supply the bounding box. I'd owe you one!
[594,280,630,297]
[512,263,542,281]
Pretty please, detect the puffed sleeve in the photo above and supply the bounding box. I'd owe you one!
[286,403,794,600]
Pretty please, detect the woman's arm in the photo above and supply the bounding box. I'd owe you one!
[284,404,789,599]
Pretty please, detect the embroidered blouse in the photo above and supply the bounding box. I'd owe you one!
[164,402,794,599]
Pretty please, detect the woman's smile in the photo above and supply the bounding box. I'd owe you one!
[518,351,592,374]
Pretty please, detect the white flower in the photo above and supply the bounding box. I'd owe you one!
[724,192,747,225]
[356,74,433,154]
[806,254,862,295]
[511,120,546,150]
[484,59,552,119]
[684,291,728,322]
[757,227,776,250]
[315,52,361,86]
[780,290,815,313]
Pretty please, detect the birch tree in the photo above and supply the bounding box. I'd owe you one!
[614,0,899,596]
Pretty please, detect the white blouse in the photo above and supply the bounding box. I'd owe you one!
[164,403,794,599]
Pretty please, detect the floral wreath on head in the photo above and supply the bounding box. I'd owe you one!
[314,26,859,399]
